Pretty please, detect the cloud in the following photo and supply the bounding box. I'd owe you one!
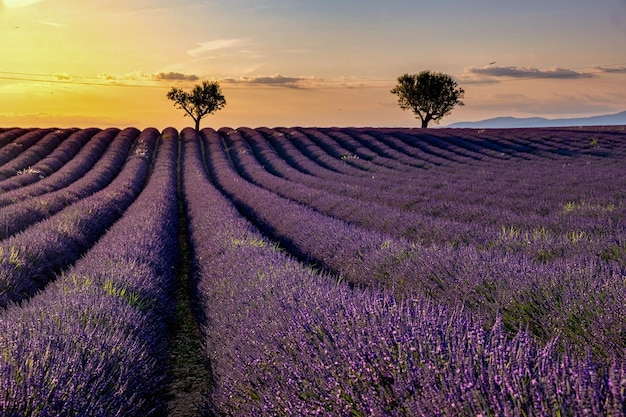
[187,39,244,57]
[97,73,117,80]
[460,64,626,85]
[96,71,199,82]
[221,74,320,88]
[153,72,199,81]
[465,65,594,80]
[97,71,153,81]
[592,65,626,74]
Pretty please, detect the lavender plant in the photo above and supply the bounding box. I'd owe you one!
[0,128,156,307]
[0,127,179,416]
[0,128,55,168]
[183,127,626,416]
[0,128,137,238]
[0,128,93,192]
[201,127,626,357]
[0,125,623,415]
[0,128,77,182]
[0,128,116,208]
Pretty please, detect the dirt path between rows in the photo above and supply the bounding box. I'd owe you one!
[165,151,215,417]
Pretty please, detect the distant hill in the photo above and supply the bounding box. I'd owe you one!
[447,110,626,128]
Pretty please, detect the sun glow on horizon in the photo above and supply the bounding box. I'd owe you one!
[2,0,42,7]
[1,0,625,128]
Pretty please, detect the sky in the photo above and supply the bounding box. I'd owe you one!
[1,0,626,129]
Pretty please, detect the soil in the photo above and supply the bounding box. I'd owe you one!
[165,162,215,417]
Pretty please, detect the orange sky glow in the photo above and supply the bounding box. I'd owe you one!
[2,0,626,129]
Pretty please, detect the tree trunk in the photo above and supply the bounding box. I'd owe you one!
[194,118,201,132]
[421,113,433,128]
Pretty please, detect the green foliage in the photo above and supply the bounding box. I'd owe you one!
[600,242,626,265]
[0,246,23,269]
[390,70,465,128]
[102,280,154,310]
[167,80,226,131]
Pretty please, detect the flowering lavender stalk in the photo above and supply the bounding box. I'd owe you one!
[0,127,179,416]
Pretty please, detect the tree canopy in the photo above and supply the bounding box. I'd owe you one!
[391,71,465,128]
[167,81,226,131]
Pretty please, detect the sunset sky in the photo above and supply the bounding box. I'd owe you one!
[1,0,626,129]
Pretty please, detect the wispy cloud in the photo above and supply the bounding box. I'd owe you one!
[592,65,626,74]
[187,39,245,57]
[97,71,154,81]
[38,21,69,28]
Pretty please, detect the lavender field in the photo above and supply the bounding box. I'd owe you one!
[1,125,625,416]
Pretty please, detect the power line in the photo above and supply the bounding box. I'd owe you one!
[0,71,171,88]
[1,62,625,88]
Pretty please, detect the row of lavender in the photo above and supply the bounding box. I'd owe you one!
[1,128,179,415]
[208,126,626,357]
[242,126,625,273]
[0,128,135,239]
[0,128,155,307]
[184,127,626,415]
[0,125,624,415]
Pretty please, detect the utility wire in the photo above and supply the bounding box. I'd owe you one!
[1,63,625,88]
[0,72,169,88]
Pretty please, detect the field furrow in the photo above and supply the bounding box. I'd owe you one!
[0,127,179,416]
[0,125,624,416]
[0,128,136,238]
[0,128,115,206]
[0,128,96,192]
[0,128,156,307]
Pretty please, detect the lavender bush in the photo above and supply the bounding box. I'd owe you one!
[0,128,137,238]
[0,125,623,415]
[0,127,179,416]
[0,128,76,181]
[0,128,156,307]
[183,127,626,416]
[201,127,626,357]
[0,128,55,167]
[0,128,116,207]
[0,128,92,192]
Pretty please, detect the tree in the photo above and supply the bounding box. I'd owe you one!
[390,71,465,128]
[167,80,226,131]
